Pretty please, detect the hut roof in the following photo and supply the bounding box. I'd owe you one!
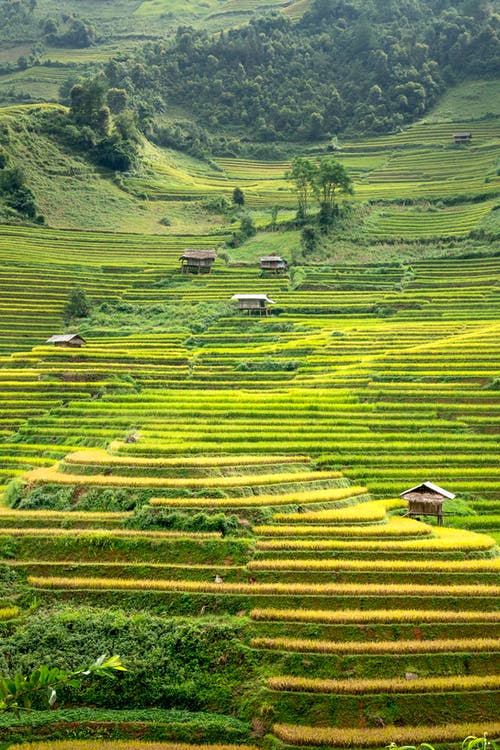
[453,132,471,137]
[46,334,87,344]
[400,481,455,500]
[260,255,285,262]
[232,294,275,303]
[180,249,216,260]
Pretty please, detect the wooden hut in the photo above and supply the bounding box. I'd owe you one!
[232,294,275,315]
[260,255,288,275]
[400,481,455,526]
[46,334,86,348]
[453,132,472,144]
[180,249,216,274]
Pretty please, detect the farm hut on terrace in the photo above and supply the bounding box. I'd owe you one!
[400,481,455,526]
[453,132,472,144]
[180,249,216,274]
[46,334,86,348]
[232,294,275,315]
[260,255,288,275]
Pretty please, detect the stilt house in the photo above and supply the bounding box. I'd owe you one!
[46,334,86,348]
[260,255,287,274]
[453,132,472,144]
[232,294,275,315]
[180,249,216,274]
[400,481,455,526]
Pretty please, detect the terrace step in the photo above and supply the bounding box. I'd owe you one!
[272,720,500,747]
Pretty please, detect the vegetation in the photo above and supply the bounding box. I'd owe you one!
[0,656,125,714]
[0,2,498,748]
[105,1,500,142]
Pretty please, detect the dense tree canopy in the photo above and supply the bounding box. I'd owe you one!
[104,0,500,142]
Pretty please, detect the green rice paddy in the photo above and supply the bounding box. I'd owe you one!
[0,79,499,749]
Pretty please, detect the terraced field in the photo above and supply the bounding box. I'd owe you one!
[0,81,499,749]
[0,215,498,745]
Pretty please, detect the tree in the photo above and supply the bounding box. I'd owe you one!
[64,287,91,320]
[0,655,125,716]
[232,186,245,206]
[316,157,353,207]
[301,224,319,254]
[287,157,316,221]
[316,158,353,231]
[107,88,128,114]
[70,77,107,129]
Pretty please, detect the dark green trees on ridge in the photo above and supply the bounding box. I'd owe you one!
[102,0,500,143]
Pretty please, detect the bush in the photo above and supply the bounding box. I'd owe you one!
[126,507,244,536]
[0,609,253,712]
[64,287,91,321]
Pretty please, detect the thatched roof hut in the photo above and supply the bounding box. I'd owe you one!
[46,334,86,348]
[401,481,455,526]
[180,249,216,274]
[260,255,287,274]
[453,132,471,144]
[232,294,275,315]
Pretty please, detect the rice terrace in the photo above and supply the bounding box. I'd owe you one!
[0,0,499,749]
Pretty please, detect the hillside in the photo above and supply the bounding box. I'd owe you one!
[0,78,499,240]
[0,2,499,749]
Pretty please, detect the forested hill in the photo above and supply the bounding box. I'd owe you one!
[104,0,500,143]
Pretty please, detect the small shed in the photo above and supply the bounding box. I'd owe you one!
[260,255,288,275]
[46,334,87,348]
[232,294,275,315]
[453,132,472,144]
[180,249,216,274]
[400,481,455,526]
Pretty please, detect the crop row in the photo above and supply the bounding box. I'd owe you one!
[253,517,430,538]
[26,576,500,598]
[267,673,500,694]
[255,527,496,552]
[250,636,500,654]
[272,720,500,747]
[247,557,500,572]
[149,485,365,509]
[66,449,308,468]
[250,607,500,623]
[25,466,342,488]
[272,499,405,523]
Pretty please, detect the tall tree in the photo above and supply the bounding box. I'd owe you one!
[316,158,353,207]
[287,157,317,220]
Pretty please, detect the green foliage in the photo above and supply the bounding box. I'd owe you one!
[68,76,138,171]
[232,187,245,206]
[45,17,95,48]
[0,655,125,715]
[126,507,245,536]
[89,298,235,335]
[0,165,38,220]
[301,224,320,254]
[3,480,25,509]
[228,213,257,247]
[64,287,91,322]
[235,358,300,372]
[0,707,251,744]
[0,609,252,712]
[104,3,500,141]
[387,734,499,750]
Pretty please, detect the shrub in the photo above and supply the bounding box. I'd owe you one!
[64,287,91,321]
